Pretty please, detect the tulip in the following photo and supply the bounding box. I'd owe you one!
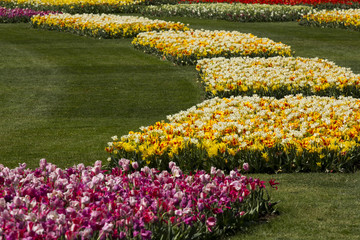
[132,161,139,170]
[243,163,249,172]
[0,158,274,239]
[206,216,217,231]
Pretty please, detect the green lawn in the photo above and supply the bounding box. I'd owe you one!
[229,172,360,240]
[1,19,360,239]
[0,23,203,169]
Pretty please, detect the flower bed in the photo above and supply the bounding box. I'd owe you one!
[0,6,57,23]
[196,56,360,99]
[0,0,144,14]
[141,3,313,22]
[31,13,189,38]
[299,8,360,31]
[0,159,277,239]
[107,95,360,173]
[131,30,293,65]
[173,0,360,9]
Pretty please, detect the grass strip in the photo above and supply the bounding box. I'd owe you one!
[229,172,360,240]
[0,23,202,169]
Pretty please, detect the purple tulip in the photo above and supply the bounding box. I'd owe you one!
[140,229,152,239]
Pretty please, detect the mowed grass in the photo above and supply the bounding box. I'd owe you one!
[0,23,203,169]
[1,19,360,239]
[228,173,360,240]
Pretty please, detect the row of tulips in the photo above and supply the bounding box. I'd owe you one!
[196,56,360,99]
[299,8,360,31]
[0,6,57,22]
[1,0,359,14]
[141,3,313,22]
[0,159,277,239]
[106,94,360,173]
[30,13,189,38]
[0,0,144,14]
[174,0,360,9]
[132,30,293,65]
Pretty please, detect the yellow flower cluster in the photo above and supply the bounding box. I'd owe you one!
[107,95,360,167]
[196,56,360,98]
[131,30,293,65]
[301,9,360,30]
[31,13,189,38]
[1,0,143,7]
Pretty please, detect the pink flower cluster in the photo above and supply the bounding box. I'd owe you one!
[0,7,58,23]
[0,159,273,239]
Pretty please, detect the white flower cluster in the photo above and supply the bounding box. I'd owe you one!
[196,56,360,96]
[142,3,313,22]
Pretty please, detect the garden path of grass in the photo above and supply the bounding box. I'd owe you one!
[1,19,360,239]
[0,23,203,169]
[229,172,360,240]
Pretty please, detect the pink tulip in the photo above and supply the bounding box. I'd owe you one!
[132,161,139,170]
[243,162,250,171]
[206,216,217,231]
[0,158,274,239]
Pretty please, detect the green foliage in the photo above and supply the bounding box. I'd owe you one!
[108,141,360,173]
[201,82,360,99]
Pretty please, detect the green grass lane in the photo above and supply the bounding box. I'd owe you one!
[229,172,360,240]
[0,23,203,169]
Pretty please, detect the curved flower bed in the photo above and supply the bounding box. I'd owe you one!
[196,56,360,99]
[0,159,277,239]
[132,30,293,65]
[31,13,189,38]
[107,95,360,173]
[141,3,313,22]
[299,8,360,31]
[0,0,143,13]
[0,6,57,23]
